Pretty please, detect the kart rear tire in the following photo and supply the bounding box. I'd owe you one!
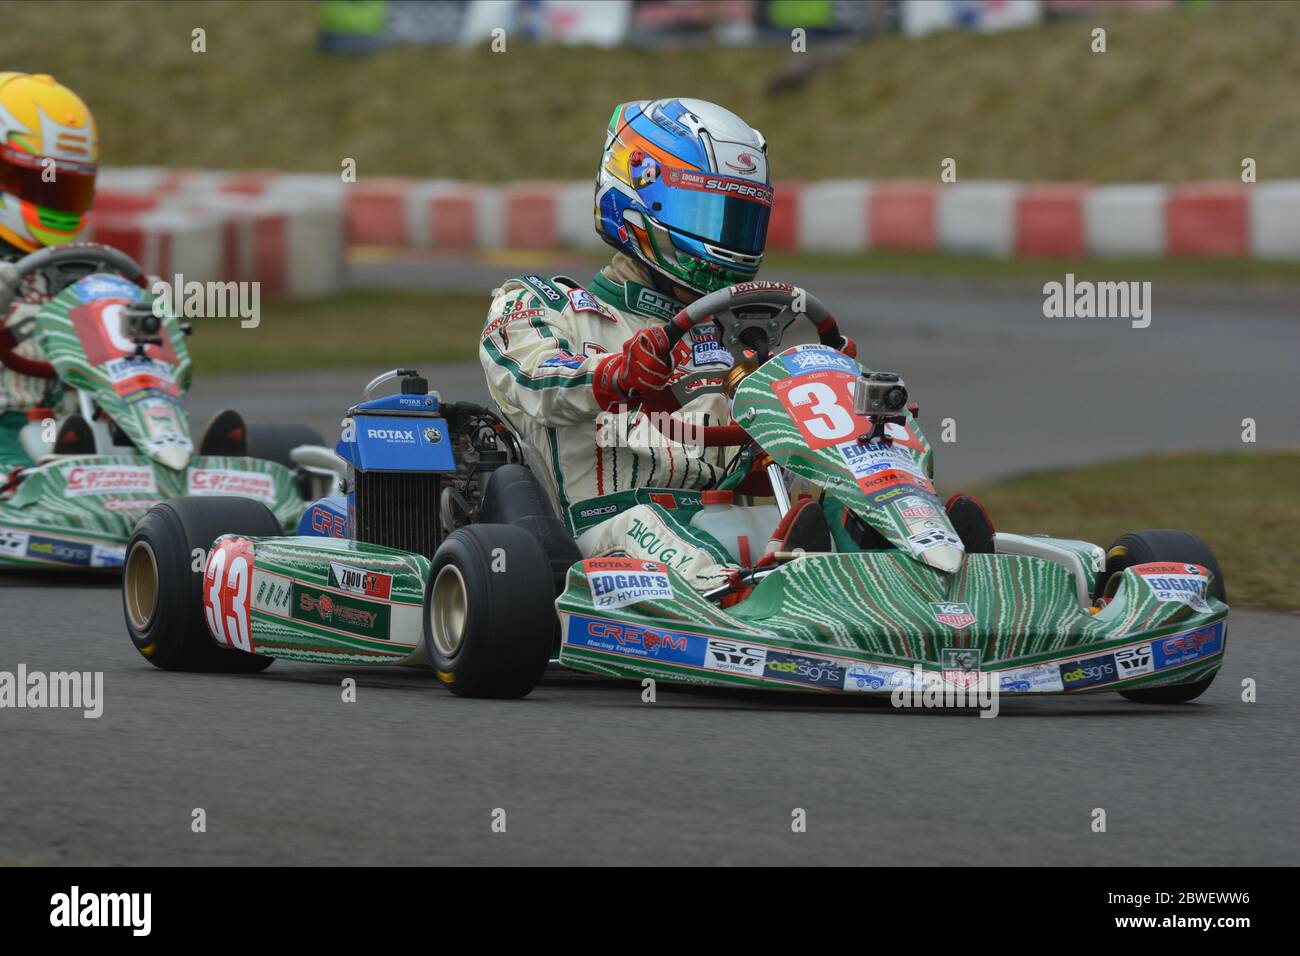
[123,496,281,672]
[246,423,326,470]
[1101,529,1225,704]
[423,524,555,699]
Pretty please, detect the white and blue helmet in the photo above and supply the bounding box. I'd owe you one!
[595,98,771,295]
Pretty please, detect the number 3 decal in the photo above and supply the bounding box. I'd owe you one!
[786,380,857,442]
[203,537,255,653]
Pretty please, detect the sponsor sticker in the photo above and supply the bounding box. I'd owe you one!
[75,274,143,302]
[837,441,928,483]
[62,464,157,497]
[996,664,1065,693]
[365,427,417,444]
[931,602,976,630]
[565,615,706,667]
[567,288,616,321]
[540,351,586,370]
[778,347,858,378]
[843,663,919,692]
[252,569,293,616]
[292,584,391,640]
[1152,620,1225,670]
[704,638,768,677]
[24,535,93,566]
[1133,563,1213,613]
[664,167,773,206]
[941,646,983,688]
[1114,642,1156,679]
[908,526,962,555]
[328,562,393,601]
[1059,653,1119,690]
[763,651,846,689]
[187,468,277,503]
[0,530,31,557]
[90,544,125,569]
[691,326,732,367]
[583,557,672,609]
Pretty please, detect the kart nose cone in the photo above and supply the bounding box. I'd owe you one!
[920,544,965,573]
[155,446,192,471]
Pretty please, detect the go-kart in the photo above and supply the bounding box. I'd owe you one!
[0,244,325,572]
[120,282,1227,702]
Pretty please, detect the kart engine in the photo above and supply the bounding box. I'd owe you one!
[343,370,519,559]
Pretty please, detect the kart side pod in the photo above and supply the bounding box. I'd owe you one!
[335,371,458,558]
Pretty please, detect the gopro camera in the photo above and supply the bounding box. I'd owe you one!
[119,302,164,347]
[852,371,908,417]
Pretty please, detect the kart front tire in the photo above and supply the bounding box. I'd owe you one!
[423,524,555,699]
[1102,529,1225,705]
[123,496,280,672]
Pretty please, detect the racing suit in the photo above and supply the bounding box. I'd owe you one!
[480,254,742,591]
[0,259,64,470]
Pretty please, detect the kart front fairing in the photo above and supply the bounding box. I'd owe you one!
[556,550,1228,695]
[0,454,306,571]
[554,344,1227,693]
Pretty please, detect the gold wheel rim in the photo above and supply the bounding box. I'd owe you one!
[124,540,160,631]
[429,564,468,659]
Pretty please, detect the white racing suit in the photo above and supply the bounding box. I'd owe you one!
[0,266,68,469]
[479,255,743,591]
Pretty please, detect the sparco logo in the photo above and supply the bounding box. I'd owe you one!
[368,428,415,441]
[526,276,563,302]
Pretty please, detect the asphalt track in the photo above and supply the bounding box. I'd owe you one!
[0,581,1295,866]
[3,265,1297,865]
[190,261,1300,487]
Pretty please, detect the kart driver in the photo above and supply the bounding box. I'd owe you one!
[481,97,993,593]
[481,98,859,592]
[0,72,99,470]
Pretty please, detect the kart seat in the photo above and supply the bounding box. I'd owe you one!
[478,463,581,594]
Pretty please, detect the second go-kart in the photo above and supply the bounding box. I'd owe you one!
[0,244,327,572]
[120,282,1227,701]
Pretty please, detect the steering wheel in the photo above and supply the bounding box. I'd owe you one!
[0,243,149,379]
[644,281,849,447]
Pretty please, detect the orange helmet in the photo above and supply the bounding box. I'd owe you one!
[0,72,98,253]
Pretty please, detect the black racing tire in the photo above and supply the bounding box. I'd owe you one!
[122,496,281,672]
[246,423,327,470]
[423,524,556,699]
[1100,529,1226,704]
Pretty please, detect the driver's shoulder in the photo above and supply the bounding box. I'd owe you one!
[489,273,619,323]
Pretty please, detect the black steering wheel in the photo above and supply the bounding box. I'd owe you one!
[640,281,850,447]
[0,243,149,379]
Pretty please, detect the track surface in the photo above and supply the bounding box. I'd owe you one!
[0,580,1295,866]
[190,264,1300,487]
[6,267,1297,865]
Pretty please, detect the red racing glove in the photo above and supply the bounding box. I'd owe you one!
[593,326,674,408]
[839,335,858,359]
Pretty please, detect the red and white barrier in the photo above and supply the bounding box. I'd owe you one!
[92,171,1300,272]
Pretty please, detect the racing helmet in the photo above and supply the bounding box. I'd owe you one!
[0,72,98,253]
[596,98,771,296]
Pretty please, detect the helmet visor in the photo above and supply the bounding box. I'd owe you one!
[0,144,97,214]
[640,166,771,256]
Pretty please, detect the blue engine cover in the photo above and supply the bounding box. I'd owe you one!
[335,390,457,474]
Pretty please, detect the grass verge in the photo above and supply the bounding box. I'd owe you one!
[187,289,487,375]
[3,1,1299,182]
[973,452,1300,611]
